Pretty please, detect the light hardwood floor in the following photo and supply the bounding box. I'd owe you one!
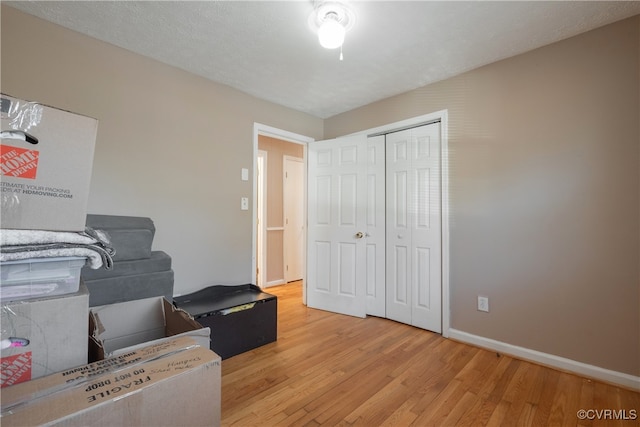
[221,282,639,426]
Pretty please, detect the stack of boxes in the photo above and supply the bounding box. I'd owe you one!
[81,214,174,307]
[1,93,98,387]
[1,94,220,426]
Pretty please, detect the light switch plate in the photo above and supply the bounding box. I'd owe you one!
[477,296,489,312]
[241,168,249,181]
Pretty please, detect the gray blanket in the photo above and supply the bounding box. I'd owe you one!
[0,227,115,269]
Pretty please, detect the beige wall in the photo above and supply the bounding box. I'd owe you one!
[258,135,304,283]
[325,16,640,376]
[1,6,323,296]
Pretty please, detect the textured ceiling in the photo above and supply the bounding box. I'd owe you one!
[6,1,640,119]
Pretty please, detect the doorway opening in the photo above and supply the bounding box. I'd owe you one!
[252,124,313,300]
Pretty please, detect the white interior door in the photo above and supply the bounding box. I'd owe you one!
[386,123,442,332]
[284,156,304,282]
[307,135,367,318]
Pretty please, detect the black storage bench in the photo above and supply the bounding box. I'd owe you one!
[173,284,277,359]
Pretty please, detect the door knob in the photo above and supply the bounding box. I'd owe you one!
[355,231,364,239]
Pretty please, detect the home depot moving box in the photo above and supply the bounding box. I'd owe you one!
[1,338,221,426]
[1,283,89,387]
[0,94,98,231]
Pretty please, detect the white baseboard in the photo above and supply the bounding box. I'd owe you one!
[264,279,286,288]
[448,329,640,392]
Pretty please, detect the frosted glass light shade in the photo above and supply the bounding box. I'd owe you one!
[318,18,345,49]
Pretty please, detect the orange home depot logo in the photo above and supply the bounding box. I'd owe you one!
[1,352,32,387]
[0,144,39,179]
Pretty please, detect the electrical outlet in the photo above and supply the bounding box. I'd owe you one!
[241,197,249,210]
[478,296,489,312]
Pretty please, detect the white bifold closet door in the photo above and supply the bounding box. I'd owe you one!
[386,123,442,332]
[307,123,442,333]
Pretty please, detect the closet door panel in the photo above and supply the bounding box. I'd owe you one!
[386,130,413,325]
[365,135,386,317]
[410,124,442,332]
[386,123,442,333]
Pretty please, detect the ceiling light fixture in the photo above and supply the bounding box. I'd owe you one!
[309,1,355,60]
[318,11,345,49]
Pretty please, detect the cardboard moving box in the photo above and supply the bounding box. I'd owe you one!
[0,336,203,414]
[0,94,98,231]
[89,296,210,361]
[1,338,221,427]
[1,283,89,387]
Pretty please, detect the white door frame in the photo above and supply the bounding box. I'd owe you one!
[253,123,313,297]
[344,110,451,337]
[256,150,268,288]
